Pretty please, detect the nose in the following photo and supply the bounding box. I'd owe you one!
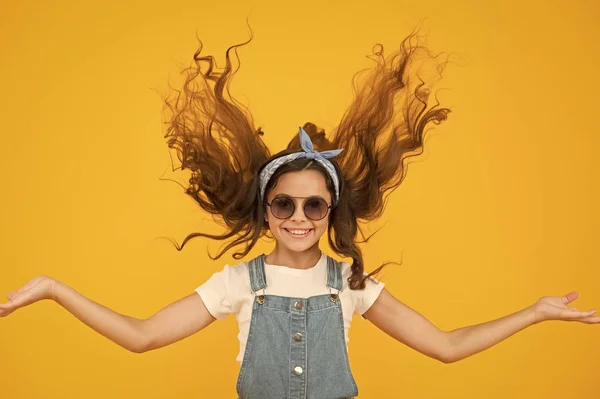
[289,202,307,222]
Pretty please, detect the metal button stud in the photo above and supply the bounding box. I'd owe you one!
[294,300,303,310]
[293,366,303,376]
[294,333,303,342]
[257,295,265,304]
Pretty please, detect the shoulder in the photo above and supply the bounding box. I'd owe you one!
[338,259,385,316]
[194,259,252,319]
[338,260,383,288]
[206,259,250,285]
[195,259,252,294]
[223,260,250,278]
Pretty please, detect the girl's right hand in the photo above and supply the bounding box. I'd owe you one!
[0,275,55,317]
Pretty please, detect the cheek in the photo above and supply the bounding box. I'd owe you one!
[313,219,329,234]
[266,215,282,232]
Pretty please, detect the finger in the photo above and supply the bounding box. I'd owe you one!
[574,310,597,319]
[0,301,17,315]
[0,307,16,317]
[5,277,45,299]
[561,309,595,319]
[0,299,18,309]
[562,292,579,304]
[573,316,600,324]
[6,290,23,301]
[0,292,31,310]
[580,309,596,315]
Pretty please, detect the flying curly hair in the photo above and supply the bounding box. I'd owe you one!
[162,25,452,290]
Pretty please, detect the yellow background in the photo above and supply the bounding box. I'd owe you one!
[1,0,598,398]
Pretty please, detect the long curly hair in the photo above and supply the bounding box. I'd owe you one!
[163,26,452,289]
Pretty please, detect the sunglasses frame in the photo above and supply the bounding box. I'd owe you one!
[266,195,332,221]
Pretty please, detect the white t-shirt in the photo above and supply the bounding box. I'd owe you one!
[196,252,385,363]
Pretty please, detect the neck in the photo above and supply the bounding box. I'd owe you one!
[266,242,322,270]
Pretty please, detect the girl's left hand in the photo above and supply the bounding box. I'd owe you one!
[533,292,599,324]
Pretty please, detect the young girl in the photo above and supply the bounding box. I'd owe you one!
[1,29,598,399]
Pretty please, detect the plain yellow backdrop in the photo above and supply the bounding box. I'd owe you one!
[1,0,598,398]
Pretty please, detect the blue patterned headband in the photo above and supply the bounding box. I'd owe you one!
[259,127,344,202]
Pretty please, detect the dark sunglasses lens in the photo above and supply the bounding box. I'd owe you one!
[271,197,295,219]
[304,198,329,220]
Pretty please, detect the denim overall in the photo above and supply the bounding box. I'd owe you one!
[236,254,359,399]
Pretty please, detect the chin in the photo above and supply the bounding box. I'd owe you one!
[281,240,318,253]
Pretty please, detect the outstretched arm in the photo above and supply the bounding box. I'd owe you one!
[364,289,598,363]
[0,276,216,353]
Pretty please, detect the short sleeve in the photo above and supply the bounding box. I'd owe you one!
[352,274,385,316]
[195,265,233,320]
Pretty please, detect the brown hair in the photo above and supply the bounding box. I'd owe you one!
[163,27,452,289]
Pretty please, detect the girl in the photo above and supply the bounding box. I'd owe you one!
[1,29,598,399]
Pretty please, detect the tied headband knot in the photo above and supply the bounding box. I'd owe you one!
[304,150,317,160]
[299,127,343,161]
[259,127,343,202]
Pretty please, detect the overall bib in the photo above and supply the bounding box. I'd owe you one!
[236,254,359,399]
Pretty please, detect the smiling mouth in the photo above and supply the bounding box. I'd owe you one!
[283,228,313,238]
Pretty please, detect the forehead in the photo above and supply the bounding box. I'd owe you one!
[269,170,331,200]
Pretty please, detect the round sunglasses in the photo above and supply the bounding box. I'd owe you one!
[266,195,332,221]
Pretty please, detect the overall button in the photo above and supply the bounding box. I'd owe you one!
[294,300,303,310]
[294,333,303,342]
[293,366,303,376]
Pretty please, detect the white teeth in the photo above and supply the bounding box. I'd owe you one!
[287,229,311,235]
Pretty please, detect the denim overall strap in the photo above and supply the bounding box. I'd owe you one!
[248,254,267,292]
[250,254,340,292]
[325,255,343,292]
